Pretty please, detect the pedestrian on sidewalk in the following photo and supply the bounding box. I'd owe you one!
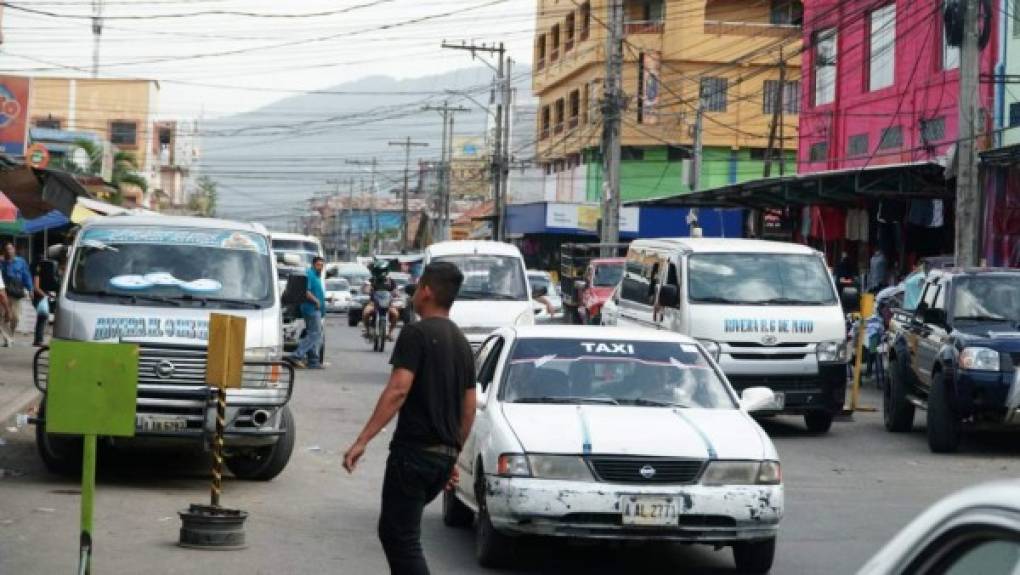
[0,272,10,341]
[288,256,326,369]
[0,242,33,347]
[343,262,476,575]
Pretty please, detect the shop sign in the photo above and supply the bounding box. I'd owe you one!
[546,203,579,229]
[620,207,640,233]
[577,205,599,232]
[0,76,30,156]
[26,143,49,169]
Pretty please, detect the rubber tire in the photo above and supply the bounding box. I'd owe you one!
[475,471,515,568]
[35,400,83,477]
[347,312,359,327]
[732,538,777,574]
[803,411,833,433]
[927,371,962,453]
[442,487,474,528]
[225,406,296,481]
[883,358,915,432]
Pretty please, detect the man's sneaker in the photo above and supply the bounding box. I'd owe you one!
[285,356,307,369]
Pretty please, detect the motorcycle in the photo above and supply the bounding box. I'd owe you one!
[364,290,393,352]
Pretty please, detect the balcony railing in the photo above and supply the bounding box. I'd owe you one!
[625,20,664,34]
[703,20,800,37]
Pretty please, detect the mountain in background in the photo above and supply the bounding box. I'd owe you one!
[199,65,534,226]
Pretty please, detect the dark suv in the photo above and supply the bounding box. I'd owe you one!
[884,268,1020,452]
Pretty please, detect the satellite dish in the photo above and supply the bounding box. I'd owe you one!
[71,147,91,170]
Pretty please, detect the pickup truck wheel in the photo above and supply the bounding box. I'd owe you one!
[927,371,962,453]
[226,406,296,481]
[803,411,833,433]
[442,486,473,528]
[883,359,914,432]
[35,400,82,477]
[475,471,515,567]
[732,537,776,574]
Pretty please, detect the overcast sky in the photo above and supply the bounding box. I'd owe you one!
[0,0,536,119]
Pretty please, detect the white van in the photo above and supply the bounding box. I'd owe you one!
[423,241,536,350]
[604,238,848,432]
[270,232,325,358]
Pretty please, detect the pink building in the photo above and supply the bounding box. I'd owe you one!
[799,0,998,172]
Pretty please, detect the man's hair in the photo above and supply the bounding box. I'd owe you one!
[311,256,325,265]
[419,262,463,309]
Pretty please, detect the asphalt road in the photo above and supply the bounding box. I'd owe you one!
[1,317,1019,574]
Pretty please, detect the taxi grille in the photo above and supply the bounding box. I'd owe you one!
[588,456,705,484]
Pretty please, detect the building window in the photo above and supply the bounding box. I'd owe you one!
[814,29,837,105]
[848,134,869,156]
[551,24,561,61]
[536,34,547,69]
[942,19,960,69]
[763,80,801,114]
[582,83,590,125]
[920,117,945,144]
[700,77,728,112]
[1014,0,1020,38]
[110,120,138,147]
[541,106,551,139]
[568,89,580,129]
[1010,102,1020,127]
[809,141,828,162]
[769,0,803,25]
[565,12,576,52]
[622,147,645,161]
[879,125,903,149]
[580,2,591,40]
[554,98,565,133]
[34,117,61,129]
[667,146,689,162]
[868,5,896,91]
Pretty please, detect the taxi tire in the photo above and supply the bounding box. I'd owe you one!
[442,488,473,528]
[225,406,296,481]
[927,371,962,453]
[36,400,82,478]
[803,411,833,433]
[475,472,515,568]
[883,360,914,432]
[732,537,776,574]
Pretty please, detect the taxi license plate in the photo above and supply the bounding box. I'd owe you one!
[136,415,187,433]
[621,497,678,526]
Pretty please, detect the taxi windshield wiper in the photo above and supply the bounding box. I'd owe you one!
[622,397,692,408]
[514,396,620,405]
[692,295,743,304]
[175,294,261,309]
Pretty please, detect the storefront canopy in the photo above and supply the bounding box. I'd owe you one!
[0,162,91,219]
[635,162,952,210]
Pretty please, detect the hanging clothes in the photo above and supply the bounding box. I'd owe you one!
[877,200,907,224]
[845,208,870,242]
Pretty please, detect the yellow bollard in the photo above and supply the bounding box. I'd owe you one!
[849,293,878,412]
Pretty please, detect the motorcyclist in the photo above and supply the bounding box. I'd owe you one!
[361,260,400,341]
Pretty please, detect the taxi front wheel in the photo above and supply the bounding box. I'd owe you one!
[732,537,776,574]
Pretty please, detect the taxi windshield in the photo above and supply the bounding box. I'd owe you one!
[501,338,736,409]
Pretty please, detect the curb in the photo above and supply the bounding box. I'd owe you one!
[0,387,40,426]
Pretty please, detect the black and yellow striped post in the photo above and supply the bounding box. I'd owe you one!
[211,385,227,507]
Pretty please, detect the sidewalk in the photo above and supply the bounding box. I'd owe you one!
[0,316,41,426]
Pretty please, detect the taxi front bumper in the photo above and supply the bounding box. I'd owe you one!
[483,476,782,542]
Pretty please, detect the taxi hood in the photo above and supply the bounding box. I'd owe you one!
[501,404,773,460]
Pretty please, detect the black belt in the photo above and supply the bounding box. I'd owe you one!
[393,441,459,458]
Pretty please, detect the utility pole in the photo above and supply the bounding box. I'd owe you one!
[423,101,471,241]
[389,137,428,252]
[346,179,355,260]
[498,58,514,241]
[778,47,786,177]
[91,0,103,77]
[441,40,507,241]
[347,158,378,254]
[763,50,786,178]
[325,178,344,259]
[600,0,624,250]
[955,0,981,266]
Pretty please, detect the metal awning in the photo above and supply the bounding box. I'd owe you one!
[633,161,952,210]
[980,143,1020,166]
[0,164,91,219]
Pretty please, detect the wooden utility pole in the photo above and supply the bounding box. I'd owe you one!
[423,101,470,241]
[955,0,981,266]
[389,137,428,252]
[346,158,378,254]
[600,0,624,250]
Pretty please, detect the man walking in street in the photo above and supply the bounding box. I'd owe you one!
[343,262,476,575]
[288,256,326,369]
[0,242,34,347]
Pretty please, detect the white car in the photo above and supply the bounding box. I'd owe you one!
[528,270,564,322]
[444,325,783,573]
[325,278,352,313]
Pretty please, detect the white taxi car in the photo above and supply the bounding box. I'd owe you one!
[443,325,783,573]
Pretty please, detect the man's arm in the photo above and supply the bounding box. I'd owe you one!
[342,367,415,473]
[458,388,477,447]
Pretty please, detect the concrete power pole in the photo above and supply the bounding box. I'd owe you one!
[423,101,470,241]
[347,179,355,260]
[498,58,514,241]
[389,137,428,252]
[955,0,981,266]
[600,0,624,250]
[91,0,103,77]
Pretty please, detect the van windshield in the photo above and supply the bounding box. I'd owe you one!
[688,253,837,306]
[272,239,321,268]
[69,226,274,308]
[435,254,528,301]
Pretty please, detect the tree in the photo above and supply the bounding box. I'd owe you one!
[62,140,148,205]
[188,176,218,217]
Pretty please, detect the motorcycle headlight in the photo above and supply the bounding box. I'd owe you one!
[527,455,592,480]
[497,453,531,477]
[515,308,536,326]
[960,347,1001,371]
[702,461,781,486]
[697,339,721,361]
[816,340,848,363]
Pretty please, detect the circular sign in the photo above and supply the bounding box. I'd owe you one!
[26,143,50,169]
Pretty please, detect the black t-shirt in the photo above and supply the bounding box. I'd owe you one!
[389,317,475,449]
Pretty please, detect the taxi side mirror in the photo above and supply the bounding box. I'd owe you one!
[47,244,67,260]
[740,387,777,413]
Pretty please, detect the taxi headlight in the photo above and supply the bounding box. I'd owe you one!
[960,347,1000,371]
[697,339,721,361]
[702,461,781,485]
[497,453,531,477]
[527,455,592,480]
[816,340,848,363]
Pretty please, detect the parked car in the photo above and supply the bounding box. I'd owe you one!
[329,262,371,327]
[858,480,1020,575]
[884,268,1020,452]
[559,242,629,324]
[325,278,352,313]
[444,325,783,573]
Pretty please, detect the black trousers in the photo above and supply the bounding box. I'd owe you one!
[378,446,455,575]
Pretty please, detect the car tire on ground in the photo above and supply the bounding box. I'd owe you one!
[732,537,776,574]
[225,406,296,481]
[442,487,473,528]
[803,411,833,433]
[927,370,962,453]
[883,357,915,432]
[475,468,515,568]
[36,400,83,477]
[347,311,360,327]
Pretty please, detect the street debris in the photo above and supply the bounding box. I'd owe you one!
[307,445,322,452]
[0,468,24,479]
[34,507,56,514]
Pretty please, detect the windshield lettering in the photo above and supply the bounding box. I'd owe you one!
[579,342,635,354]
[723,318,814,334]
[93,317,210,341]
